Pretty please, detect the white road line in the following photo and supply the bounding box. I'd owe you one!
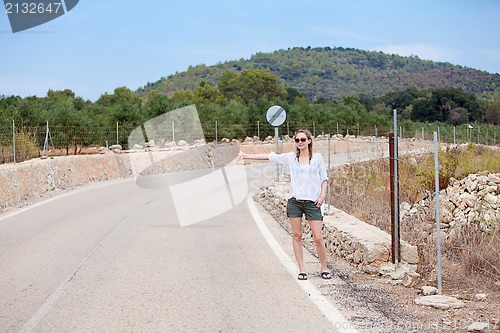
[246,194,360,333]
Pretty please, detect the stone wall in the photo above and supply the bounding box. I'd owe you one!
[402,171,500,238]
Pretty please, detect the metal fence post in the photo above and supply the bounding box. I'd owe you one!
[453,126,456,145]
[346,129,350,160]
[12,120,16,164]
[393,110,400,265]
[116,122,119,145]
[434,132,443,294]
[257,120,260,140]
[172,121,175,143]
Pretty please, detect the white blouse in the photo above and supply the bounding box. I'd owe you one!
[269,151,328,201]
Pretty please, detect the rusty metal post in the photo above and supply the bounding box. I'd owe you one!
[389,133,400,264]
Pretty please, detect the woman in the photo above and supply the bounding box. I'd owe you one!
[238,129,331,280]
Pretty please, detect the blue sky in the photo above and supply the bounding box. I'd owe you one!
[1,0,499,101]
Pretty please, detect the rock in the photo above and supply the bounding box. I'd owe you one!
[377,262,395,276]
[415,295,465,309]
[402,273,412,287]
[465,178,479,192]
[109,145,122,153]
[401,244,419,264]
[194,139,206,145]
[487,174,500,184]
[400,202,411,212]
[474,293,487,301]
[132,144,143,150]
[390,264,410,280]
[145,140,155,148]
[363,265,378,275]
[178,140,188,146]
[98,147,110,154]
[221,138,230,143]
[164,141,176,148]
[244,137,253,143]
[467,322,489,332]
[421,286,438,296]
[264,136,274,142]
[484,193,498,205]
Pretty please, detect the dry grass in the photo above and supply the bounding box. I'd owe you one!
[328,143,500,291]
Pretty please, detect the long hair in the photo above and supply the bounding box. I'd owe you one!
[294,129,313,162]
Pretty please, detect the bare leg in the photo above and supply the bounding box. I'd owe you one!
[289,217,306,274]
[308,220,329,273]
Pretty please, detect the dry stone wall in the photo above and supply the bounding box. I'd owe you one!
[402,171,500,237]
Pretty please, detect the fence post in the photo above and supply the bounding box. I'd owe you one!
[433,132,443,294]
[422,127,424,141]
[336,122,339,135]
[357,123,359,136]
[389,133,400,264]
[477,126,480,144]
[453,126,456,145]
[12,120,16,164]
[257,120,260,140]
[172,121,175,143]
[215,121,218,145]
[116,122,119,145]
[346,129,350,160]
[393,110,400,264]
[313,122,316,137]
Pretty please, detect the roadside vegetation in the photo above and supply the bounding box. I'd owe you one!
[329,144,500,291]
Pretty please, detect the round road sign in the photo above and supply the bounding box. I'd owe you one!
[266,105,287,127]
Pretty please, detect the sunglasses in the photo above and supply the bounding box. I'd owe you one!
[295,137,308,143]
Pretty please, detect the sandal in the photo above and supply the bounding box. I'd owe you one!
[298,273,308,280]
[321,271,332,279]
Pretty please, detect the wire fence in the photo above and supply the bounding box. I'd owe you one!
[317,131,500,295]
[1,117,499,297]
[3,119,498,165]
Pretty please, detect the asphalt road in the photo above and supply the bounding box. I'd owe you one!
[0,161,365,333]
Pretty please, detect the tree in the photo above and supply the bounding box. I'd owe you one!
[47,89,75,100]
[485,102,500,125]
[218,69,286,103]
[96,87,142,107]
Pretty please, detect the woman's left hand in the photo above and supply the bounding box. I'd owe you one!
[314,194,326,207]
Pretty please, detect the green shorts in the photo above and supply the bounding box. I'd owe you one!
[286,198,323,221]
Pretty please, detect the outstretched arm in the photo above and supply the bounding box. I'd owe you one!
[238,151,270,160]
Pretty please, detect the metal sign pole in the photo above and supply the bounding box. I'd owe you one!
[275,127,279,182]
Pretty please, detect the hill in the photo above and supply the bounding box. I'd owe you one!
[136,47,500,101]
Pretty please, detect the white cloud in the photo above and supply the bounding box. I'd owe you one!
[376,43,461,63]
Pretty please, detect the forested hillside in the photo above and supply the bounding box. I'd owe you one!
[137,47,500,101]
